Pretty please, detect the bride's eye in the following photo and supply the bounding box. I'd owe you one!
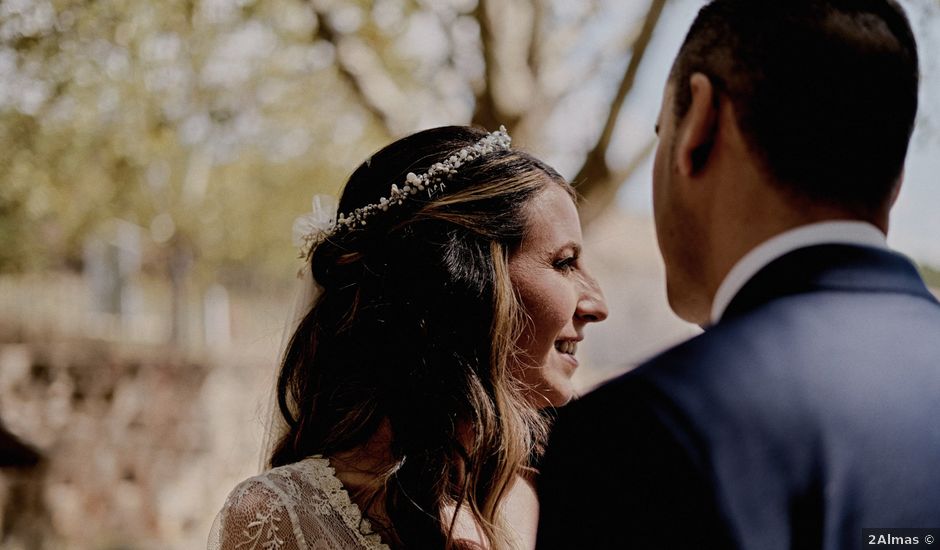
[553,255,578,273]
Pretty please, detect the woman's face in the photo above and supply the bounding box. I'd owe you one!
[508,183,608,407]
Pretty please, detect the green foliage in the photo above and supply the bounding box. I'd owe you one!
[0,0,398,285]
[919,263,940,289]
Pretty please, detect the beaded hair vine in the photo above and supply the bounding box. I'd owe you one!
[292,126,512,260]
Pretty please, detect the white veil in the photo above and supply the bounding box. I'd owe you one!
[258,195,337,470]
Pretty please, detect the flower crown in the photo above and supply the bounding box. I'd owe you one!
[292,126,512,260]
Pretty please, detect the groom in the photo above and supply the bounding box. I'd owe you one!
[537,1,940,548]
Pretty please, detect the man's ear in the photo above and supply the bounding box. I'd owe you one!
[676,73,718,177]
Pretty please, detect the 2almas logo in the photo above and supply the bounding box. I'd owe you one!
[867,533,924,545]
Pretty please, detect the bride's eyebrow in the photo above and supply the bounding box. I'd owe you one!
[553,242,581,256]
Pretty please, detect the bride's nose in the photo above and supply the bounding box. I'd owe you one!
[576,274,608,323]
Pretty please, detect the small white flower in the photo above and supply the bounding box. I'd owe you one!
[292,194,339,256]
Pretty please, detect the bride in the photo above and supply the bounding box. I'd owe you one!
[208,125,607,550]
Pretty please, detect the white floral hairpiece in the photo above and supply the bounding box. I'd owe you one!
[292,194,339,258]
[292,126,512,260]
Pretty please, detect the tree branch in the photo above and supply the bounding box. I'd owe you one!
[313,9,394,135]
[527,0,544,81]
[513,3,633,146]
[577,138,656,227]
[471,0,521,131]
[572,0,667,225]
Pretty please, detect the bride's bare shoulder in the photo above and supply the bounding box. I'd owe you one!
[449,475,539,550]
[503,475,539,549]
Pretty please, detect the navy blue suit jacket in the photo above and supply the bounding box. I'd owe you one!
[536,245,940,549]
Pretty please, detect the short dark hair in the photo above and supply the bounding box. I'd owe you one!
[671,0,919,214]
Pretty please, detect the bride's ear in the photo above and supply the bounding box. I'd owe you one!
[676,73,718,177]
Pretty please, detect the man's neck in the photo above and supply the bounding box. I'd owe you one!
[703,185,888,311]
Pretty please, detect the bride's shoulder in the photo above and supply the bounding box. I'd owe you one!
[503,475,539,550]
[222,456,340,509]
[209,456,390,550]
[209,462,315,550]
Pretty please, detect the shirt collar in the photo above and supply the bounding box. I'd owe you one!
[709,221,888,325]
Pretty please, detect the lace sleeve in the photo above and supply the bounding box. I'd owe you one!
[208,477,307,550]
[208,459,390,550]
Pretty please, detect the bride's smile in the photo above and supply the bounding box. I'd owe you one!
[509,183,608,407]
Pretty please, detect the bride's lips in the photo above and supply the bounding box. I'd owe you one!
[554,338,582,372]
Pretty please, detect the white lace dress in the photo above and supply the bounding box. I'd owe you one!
[208,456,390,550]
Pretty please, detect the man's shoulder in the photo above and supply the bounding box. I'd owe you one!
[579,326,736,404]
[574,283,940,428]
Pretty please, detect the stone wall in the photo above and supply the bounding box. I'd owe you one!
[0,269,290,549]
[0,334,269,549]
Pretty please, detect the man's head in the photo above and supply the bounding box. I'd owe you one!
[653,0,919,323]
[671,0,919,210]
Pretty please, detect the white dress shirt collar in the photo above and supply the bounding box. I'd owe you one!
[709,221,888,325]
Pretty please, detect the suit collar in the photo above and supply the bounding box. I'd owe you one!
[719,244,937,324]
[710,222,887,323]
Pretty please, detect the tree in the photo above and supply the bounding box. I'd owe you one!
[1,0,670,344]
[471,0,666,224]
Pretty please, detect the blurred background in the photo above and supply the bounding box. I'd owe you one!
[1,0,938,547]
